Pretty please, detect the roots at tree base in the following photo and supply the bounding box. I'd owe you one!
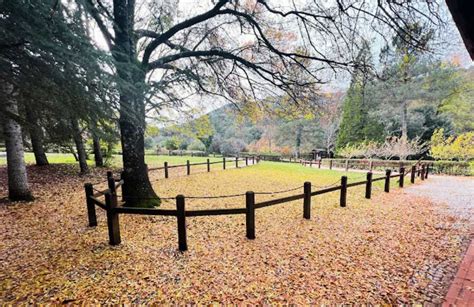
[121,164,161,208]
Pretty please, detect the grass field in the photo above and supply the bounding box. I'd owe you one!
[0,152,224,167]
[0,161,469,304]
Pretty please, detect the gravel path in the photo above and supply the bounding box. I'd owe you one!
[405,175,474,304]
[405,175,474,222]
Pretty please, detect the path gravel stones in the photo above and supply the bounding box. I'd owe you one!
[405,175,474,304]
[406,175,474,222]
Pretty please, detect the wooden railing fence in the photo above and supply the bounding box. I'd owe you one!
[147,156,259,179]
[85,159,429,251]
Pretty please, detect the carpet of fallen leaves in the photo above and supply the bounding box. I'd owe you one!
[0,162,471,304]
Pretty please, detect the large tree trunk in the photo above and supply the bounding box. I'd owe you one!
[112,0,159,207]
[92,134,104,167]
[119,93,159,207]
[71,119,88,173]
[25,105,49,166]
[1,83,34,201]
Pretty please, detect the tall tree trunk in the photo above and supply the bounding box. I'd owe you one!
[400,100,408,141]
[71,119,88,173]
[295,123,302,158]
[92,135,104,167]
[25,105,49,166]
[1,83,33,201]
[112,0,159,207]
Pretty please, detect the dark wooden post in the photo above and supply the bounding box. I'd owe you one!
[329,159,333,170]
[84,183,97,226]
[207,159,210,172]
[365,172,372,199]
[309,160,312,168]
[186,160,190,175]
[421,164,425,180]
[176,195,187,251]
[318,159,321,169]
[164,162,169,179]
[105,191,121,245]
[303,182,311,219]
[425,164,429,179]
[411,165,416,184]
[223,157,226,170]
[399,167,405,188]
[107,171,113,179]
[246,191,255,239]
[235,156,238,168]
[108,175,116,195]
[384,169,391,193]
[417,165,421,177]
[340,176,347,207]
[245,156,248,166]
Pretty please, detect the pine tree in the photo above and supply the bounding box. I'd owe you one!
[336,43,383,150]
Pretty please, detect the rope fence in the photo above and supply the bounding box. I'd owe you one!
[84,160,430,251]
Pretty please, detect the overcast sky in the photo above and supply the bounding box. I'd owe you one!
[88,0,472,124]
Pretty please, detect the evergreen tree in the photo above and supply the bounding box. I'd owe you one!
[336,43,383,149]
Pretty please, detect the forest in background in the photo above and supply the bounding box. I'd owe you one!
[148,62,473,160]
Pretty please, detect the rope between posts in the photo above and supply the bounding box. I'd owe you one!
[312,178,342,189]
[254,185,304,195]
[92,187,106,194]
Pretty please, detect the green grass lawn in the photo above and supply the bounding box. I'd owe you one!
[0,152,224,167]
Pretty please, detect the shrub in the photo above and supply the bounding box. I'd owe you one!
[431,129,474,161]
[188,139,206,151]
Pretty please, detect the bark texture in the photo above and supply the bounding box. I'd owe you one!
[1,83,34,201]
[71,119,88,173]
[25,105,49,166]
[92,135,104,167]
[112,0,159,207]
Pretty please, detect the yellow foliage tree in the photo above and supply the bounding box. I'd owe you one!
[430,128,474,161]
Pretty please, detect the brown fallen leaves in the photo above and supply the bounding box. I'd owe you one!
[0,163,471,304]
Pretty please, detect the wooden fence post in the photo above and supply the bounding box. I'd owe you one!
[365,172,372,199]
[421,164,425,180]
[369,160,373,171]
[329,159,333,170]
[318,159,321,169]
[399,167,405,188]
[345,160,349,171]
[207,159,210,172]
[84,183,97,226]
[223,157,226,170]
[105,191,121,245]
[246,191,255,239]
[340,176,347,207]
[411,165,416,184]
[245,156,248,166]
[384,169,391,193]
[186,160,190,175]
[164,162,169,179]
[303,182,311,219]
[309,160,312,168]
[176,195,187,251]
[425,164,429,179]
[235,156,239,168]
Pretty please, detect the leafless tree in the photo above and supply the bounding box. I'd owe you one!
[78,0,443,206]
